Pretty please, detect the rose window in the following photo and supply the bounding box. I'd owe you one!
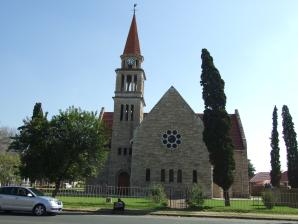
[162,130,181,149]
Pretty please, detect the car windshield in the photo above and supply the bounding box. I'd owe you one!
[29,188,45,196]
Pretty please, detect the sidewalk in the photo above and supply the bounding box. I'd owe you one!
[63,208,298,221]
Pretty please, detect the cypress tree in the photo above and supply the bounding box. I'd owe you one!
[270,106,281,187]
[200,48,235,206]
[32,102,44,119]
[282,105,298,188]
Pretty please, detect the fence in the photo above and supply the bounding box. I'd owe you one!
[37,185,151,198]
[1,183,298,212]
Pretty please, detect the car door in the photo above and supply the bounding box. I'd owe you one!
[0,187,18,210]
[14,187,36,211]
[0,187,7,209]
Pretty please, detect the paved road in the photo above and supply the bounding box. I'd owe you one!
[0,212,296,224]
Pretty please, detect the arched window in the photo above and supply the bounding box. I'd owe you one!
[193,170,197,183]
[146,168,150,182]
[118,148,121,155]
[161,169,165,182]
[130,105,134,121]
[169,169,174,183]
[177,169,182,183]
[120,105,124,121]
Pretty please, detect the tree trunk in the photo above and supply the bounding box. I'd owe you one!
[52,180,61,198]
[224,190,230,206]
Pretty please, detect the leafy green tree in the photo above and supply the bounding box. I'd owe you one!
[45,107,108,197]
[10,104,108,197]
[0,153,21,185]
[186,184,205,208]
[0,127,15,153]
[282,105,298,188]
[270,106,281,187]
[248,159,256,179]
[200,48,235,206]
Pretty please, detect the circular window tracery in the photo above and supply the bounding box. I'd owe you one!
[162,130,182,149]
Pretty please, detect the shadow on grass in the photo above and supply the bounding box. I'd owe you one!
[62,208,165,216]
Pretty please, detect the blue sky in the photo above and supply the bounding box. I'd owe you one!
[1,0,298,173]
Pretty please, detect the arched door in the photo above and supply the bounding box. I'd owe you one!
[117,172,130,188]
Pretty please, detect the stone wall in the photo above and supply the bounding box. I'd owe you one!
[130,87,212,198]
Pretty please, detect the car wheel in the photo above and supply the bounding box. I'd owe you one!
[33,204,46,216]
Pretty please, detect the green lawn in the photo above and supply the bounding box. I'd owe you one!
[56,196,298,215]
[58,196,165,210]
[199,199,298,215]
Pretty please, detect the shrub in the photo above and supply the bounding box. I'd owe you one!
[149,184,167,205]
[262,190,275,209]
[186,184,205,208]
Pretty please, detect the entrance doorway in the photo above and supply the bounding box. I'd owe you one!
[117,172,130,188]
[117,172,130,195]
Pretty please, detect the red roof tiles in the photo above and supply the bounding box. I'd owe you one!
[250,172,270,183]
[123,14,141,55]
[102,112,113,129]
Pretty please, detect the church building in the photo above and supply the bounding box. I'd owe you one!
[96,13,249,198]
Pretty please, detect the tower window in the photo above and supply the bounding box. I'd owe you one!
[129,147,132,155]
[146,168,150,182]
[118,148,122,155]
[193,170,197,183]
[123,148,127,155]
[121,75,124,91]
[130,105,134,121]
[169,169,174,183]
[161,169,165,182]
[125,104,129,121]
[133,75,137,91]
[177,169,182,183]
[120,105,124,121]
[126,75,132,91]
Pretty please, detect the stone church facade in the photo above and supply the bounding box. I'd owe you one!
[94,13,249,198]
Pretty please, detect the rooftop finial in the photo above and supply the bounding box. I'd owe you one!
[133,3,137,15]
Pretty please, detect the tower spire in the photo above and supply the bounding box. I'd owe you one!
[123,7,141,55]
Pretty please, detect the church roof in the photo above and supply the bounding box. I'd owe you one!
[123,14,141,55]
[101,111,246,151]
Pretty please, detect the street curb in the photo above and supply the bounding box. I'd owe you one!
[150,212,298,222]
[63,209,298,221]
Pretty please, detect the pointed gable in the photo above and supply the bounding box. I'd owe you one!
[133,86,205,144]
[123,14,141,55]
[141,86,198,125]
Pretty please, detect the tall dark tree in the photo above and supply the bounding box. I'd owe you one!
[270,106,281,187]
[10,102,49,181]
[282,105,298,188]
[200,48,235,206]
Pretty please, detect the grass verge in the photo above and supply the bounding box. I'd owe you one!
[57,196,298,215]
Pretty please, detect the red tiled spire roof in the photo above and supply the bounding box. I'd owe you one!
[123,14,141,55]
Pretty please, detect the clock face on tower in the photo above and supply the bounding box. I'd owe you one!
[127,57,135,66]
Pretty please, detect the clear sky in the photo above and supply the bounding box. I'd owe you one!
[1,0,298,173]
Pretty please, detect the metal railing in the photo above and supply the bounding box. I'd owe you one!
[1,183,298,212]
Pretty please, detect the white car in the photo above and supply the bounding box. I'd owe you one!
[0,186,63,216]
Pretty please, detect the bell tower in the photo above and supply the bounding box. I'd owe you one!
[109,12,146,186]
